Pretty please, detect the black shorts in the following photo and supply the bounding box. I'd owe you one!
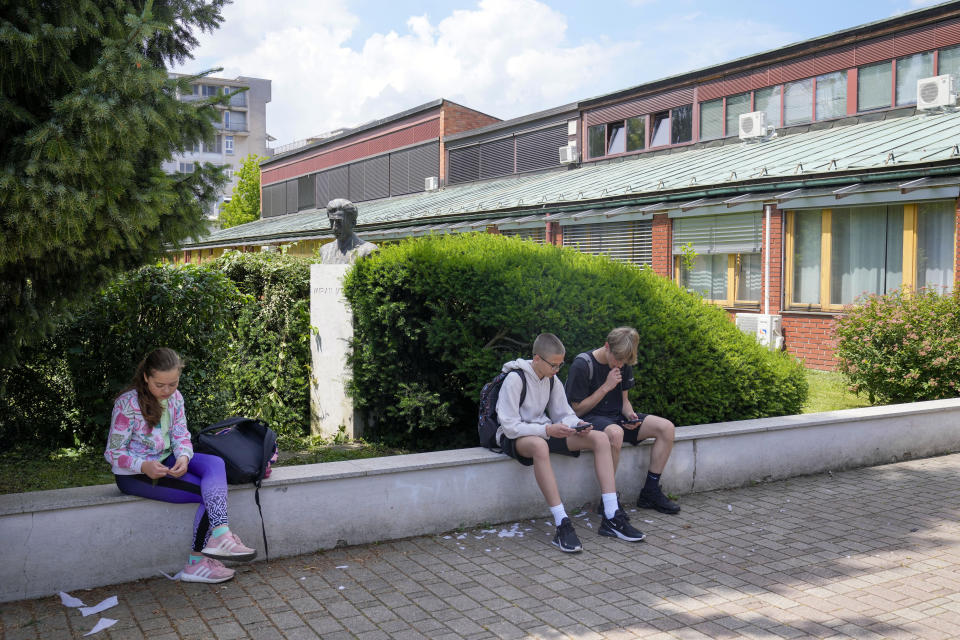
[499,434,580,466]
[583,413,649,445]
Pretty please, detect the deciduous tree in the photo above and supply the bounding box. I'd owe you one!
[219,154,266,229]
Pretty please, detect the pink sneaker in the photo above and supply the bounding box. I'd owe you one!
[202,531,257,561]
[181,557,235,583]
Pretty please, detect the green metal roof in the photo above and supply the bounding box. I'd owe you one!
[187,111,960,249]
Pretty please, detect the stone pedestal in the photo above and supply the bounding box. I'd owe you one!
[309,264,360,438]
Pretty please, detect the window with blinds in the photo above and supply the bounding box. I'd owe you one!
[501,227,547,244]
[298,174,315,211]
[448,123,566,185]
[673,212,763,305]
[562,220,652,266]
[672,212,762,255]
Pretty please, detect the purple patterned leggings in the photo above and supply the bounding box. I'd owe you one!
[115,452,229,552]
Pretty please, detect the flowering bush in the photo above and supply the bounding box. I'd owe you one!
[835,287,960,404]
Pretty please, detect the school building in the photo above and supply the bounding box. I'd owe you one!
[178,2,960,369]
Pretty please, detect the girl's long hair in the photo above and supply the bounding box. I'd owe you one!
[123,348,184,428]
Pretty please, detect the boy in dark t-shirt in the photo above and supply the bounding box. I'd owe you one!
[564,327,680,514]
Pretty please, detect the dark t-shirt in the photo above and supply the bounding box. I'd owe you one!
[564,351,635,418]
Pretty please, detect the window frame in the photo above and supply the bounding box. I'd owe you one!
[784,203,957,311]
[674,252,762,307]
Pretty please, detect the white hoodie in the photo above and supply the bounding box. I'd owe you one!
[495,358,581,443]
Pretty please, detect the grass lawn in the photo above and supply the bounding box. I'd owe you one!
[0,369,870,495]
[801,368,873,413]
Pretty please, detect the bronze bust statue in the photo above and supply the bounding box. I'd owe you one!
[319,198,378,264]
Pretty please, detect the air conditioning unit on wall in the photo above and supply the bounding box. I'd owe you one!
[424,176,439,191]
[738,111,767,140]
[558,143,579,164]
[917,75,957,110]
[735,313,783,350]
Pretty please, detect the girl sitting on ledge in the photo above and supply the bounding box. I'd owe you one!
[104,348,256,583]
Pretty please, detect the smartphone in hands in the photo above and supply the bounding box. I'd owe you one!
[574,423,592,432]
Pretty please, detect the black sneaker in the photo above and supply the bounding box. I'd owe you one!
[599,509,645,542]
[637,485,681,514]
[551,517,582,553]
[595,496,625,517]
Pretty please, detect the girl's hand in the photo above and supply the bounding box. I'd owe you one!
[168,456,189,478]
[141,460,169,479]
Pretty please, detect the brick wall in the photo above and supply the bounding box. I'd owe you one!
[651,214,672,278]
[955,200,960,287]
[761,206,783,314]
[441,102,501,137]
[782,314,838,370]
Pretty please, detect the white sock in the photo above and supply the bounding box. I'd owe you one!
[602,492,619,519]
[549,504,568,526]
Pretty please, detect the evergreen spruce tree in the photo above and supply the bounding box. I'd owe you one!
[219,153,265,229]
[0,0,228,365]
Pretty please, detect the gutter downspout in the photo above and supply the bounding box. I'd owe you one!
[764,203,772,316]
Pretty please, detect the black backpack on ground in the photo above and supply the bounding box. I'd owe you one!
[195,417,278,559]
[478,369,553,451]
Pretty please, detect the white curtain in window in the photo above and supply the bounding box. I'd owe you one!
[816,71,846,120]
[793,210,821,304]
[699,99,722,140]
[725,93,751,137]
[858,61,892,111]
[940,45,960,86]
[684,254,726,300]
[917,201,955,292]
[737,253,762,301]
[784,78,813,125]
[830,206,903,305]
[896,52,934,105]
[755,86,781,128]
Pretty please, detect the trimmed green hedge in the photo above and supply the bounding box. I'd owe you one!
[344,233,807,449]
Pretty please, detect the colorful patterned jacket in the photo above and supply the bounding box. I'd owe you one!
[104,389,194,475]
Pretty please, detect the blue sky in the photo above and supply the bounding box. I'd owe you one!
[175,0,946,145]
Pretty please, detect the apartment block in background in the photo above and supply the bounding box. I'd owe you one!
[164,73,273,218]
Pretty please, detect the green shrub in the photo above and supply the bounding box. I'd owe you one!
[344,233,807,449]
[211,251,314,438]
[0,264,243,448]
[58,264,243,445]
[835,287,960,404]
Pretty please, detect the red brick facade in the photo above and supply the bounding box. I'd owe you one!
[761,206,783,315]
[651,214,672,278]
[440,101,500,137]
[781,314,839,370]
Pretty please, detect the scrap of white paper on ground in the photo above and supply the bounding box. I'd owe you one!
[59,592,86,608]
[84,618,117,636]
[81,596,118,617]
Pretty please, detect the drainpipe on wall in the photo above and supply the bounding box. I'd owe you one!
[764,203,772,316]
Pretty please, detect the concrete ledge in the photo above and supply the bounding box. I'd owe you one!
[3,398,959,602]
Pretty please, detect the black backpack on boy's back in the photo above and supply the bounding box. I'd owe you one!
[478,369,553,451]
[195,417,278,558]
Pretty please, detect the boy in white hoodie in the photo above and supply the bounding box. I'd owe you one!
[495,333,646,553]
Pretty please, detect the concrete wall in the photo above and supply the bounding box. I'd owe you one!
[2,399,959,603]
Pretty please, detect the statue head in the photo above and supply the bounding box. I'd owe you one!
[326,198,358,241]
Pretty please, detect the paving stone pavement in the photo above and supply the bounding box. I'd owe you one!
[4,452,960,639]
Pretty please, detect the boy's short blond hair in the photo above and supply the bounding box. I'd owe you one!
[606,327,639,365]
[533,333,566,359]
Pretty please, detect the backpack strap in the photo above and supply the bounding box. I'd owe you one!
[575,352,594,383]
[506,369,527,408]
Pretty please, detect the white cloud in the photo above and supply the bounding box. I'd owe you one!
[175,0,800,146]
[176,0,638,144]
